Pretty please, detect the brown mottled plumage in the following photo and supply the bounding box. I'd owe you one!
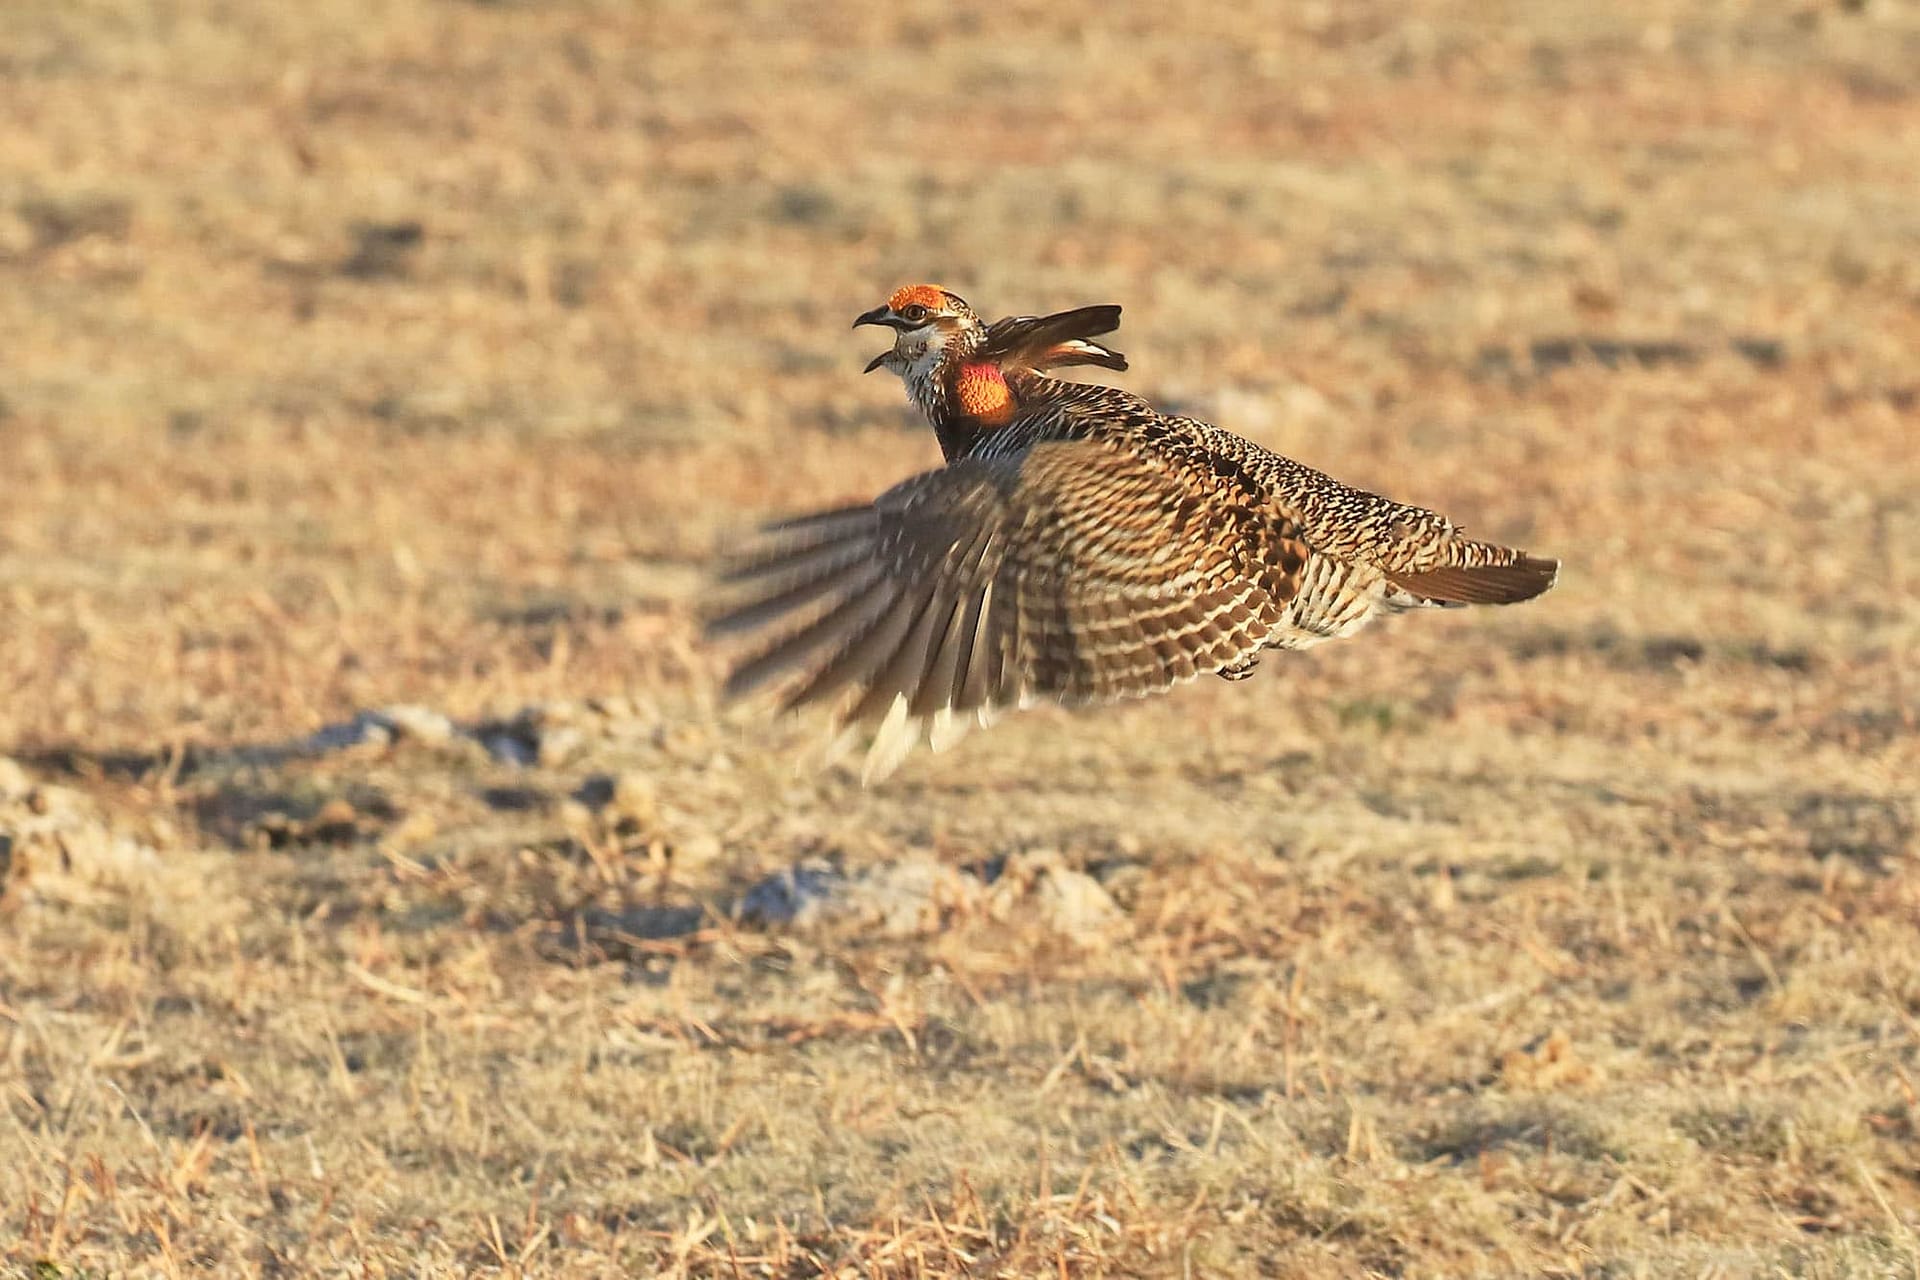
[711,286,1558,780]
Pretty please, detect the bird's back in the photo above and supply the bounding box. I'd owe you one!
[969,376,1557,619]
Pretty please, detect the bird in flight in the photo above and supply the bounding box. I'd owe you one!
[711,285,1557,780]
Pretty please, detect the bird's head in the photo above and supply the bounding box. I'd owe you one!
[853,284,981,379]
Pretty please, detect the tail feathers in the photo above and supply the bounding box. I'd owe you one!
[1385,554,1559,606]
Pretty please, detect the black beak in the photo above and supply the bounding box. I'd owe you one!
[853,305,893,329]
[863,352,892,374]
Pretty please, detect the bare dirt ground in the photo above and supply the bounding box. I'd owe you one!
[2,2,1917,1275]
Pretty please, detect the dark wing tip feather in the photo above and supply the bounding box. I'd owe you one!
[1386,554,1559,606]
[1068,304,1122,337]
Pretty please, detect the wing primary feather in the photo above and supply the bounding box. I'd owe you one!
[907,525,997,717]
[778,568,932,713]
[843,572,953,725]
[754,506,877,538]
[956,578,999,714]
[912,586,980,719]
[993,561,1030,710]
[707,560,882,637]
[718,529,875,587]
[861,695,919,785]
[723,575,894,701]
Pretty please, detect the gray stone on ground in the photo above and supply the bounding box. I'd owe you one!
[736,849,1122,943]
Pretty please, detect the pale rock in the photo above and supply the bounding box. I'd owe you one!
[378,704,457,747]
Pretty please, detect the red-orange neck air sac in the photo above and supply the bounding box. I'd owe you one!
[954,361,1013,425]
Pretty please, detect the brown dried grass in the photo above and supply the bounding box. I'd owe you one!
[2,1,1918,1275]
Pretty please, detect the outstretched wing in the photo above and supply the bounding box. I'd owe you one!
[982,306,1128,373]
[709,439,1307,779]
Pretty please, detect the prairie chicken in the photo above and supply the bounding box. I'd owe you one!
[711,284,1558,780]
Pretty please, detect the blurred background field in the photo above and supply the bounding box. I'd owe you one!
[1,1,1917,1274]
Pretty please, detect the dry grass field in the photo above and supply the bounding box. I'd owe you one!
[2,1,1918,1274]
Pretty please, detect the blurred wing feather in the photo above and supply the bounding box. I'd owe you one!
[708,439,1306,776]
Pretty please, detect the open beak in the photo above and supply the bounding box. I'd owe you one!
[862,351,893,374]
[852,305,893,330]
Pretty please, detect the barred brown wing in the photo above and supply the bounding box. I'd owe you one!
[709,439,1308,776]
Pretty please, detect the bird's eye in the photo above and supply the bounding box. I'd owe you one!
[898,304,928,323]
